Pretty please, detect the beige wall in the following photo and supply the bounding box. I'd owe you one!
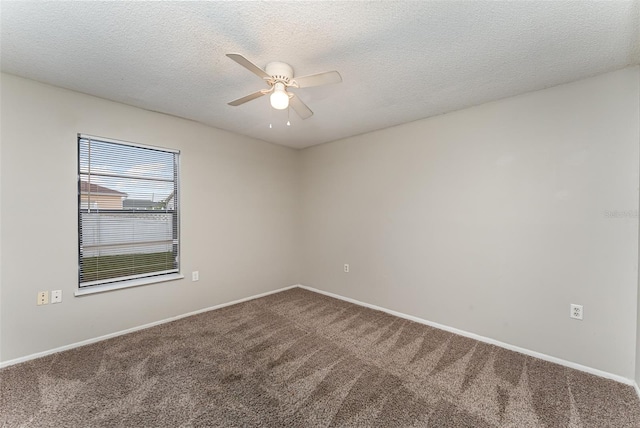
[2,68,640,382]
[637,67,640,387]
[0,73,300,361]
[80,194,123,209]
[300,67,640,379]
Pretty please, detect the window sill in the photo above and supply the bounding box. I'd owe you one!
[74,273,184,296]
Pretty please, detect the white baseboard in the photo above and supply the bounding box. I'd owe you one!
[3,283,638,392]
[298,285,636,387]
[0,284,298,369]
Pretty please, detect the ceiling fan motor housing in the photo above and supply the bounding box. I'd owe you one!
[265,62,294,84]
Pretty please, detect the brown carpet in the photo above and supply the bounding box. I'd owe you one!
[1,287,639,427]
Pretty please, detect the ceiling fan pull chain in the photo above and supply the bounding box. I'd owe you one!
[269,103,274,129]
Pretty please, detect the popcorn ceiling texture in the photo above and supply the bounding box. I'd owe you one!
[1,288,639,427]
[1,1,638,148]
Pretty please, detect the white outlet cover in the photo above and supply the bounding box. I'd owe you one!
[37,291,48,305]
[51,290,62,303]
[570,304,583,320]
[192,271,199,281]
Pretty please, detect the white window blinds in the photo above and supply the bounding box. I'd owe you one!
[78,134,180,288]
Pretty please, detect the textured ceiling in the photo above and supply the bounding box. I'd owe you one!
[1,1,639,149]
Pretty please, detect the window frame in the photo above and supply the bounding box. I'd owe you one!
[76,134,182,296]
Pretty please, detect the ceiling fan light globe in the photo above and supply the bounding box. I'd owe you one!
[270,89,289,110]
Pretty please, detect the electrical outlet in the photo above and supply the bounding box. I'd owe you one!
[344,264,350,273]
[37,291,49,306]
[192,271,199,281]
[51,290,62,304]
[570,304,583,320]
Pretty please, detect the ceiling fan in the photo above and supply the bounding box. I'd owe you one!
[226,53,342,119]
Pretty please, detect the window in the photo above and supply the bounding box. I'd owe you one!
[77,134,180,294]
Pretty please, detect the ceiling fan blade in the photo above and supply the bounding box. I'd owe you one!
[226,53,270,79]
[294,71,342,88]
[227,91,266,106]
[289,94,313,119]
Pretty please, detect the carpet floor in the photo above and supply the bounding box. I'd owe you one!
[1,287,639,427]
